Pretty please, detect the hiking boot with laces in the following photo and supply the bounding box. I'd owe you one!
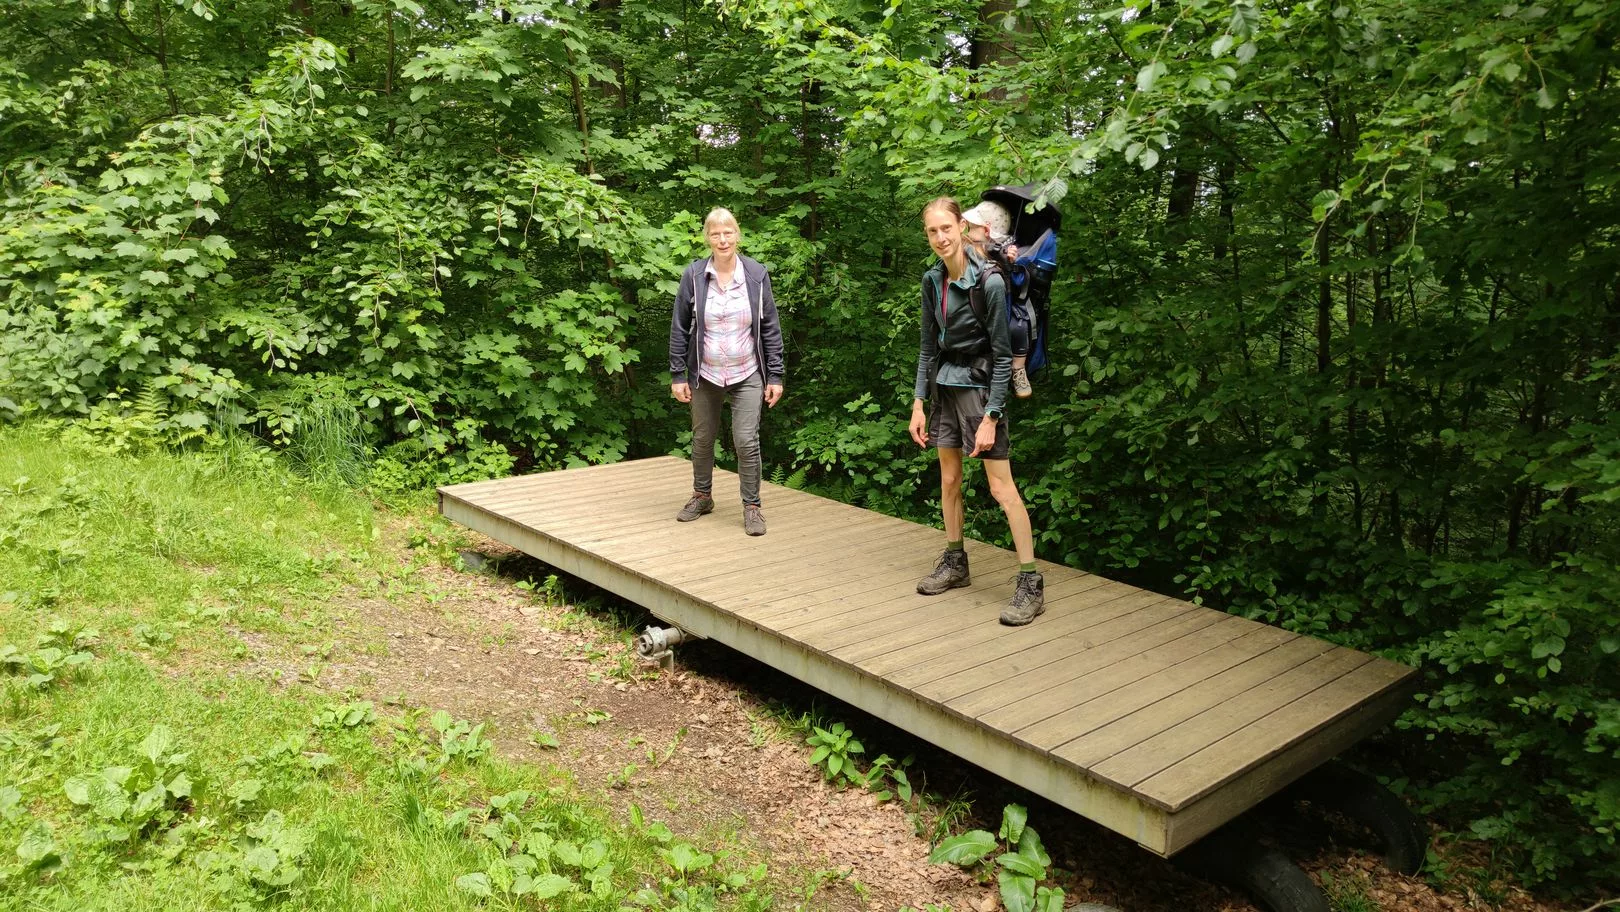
[1011,366,1034,399]
[916,548,970,595]
[1000,570,1045,625]
[743,504,766,536]
[675,492,714,522]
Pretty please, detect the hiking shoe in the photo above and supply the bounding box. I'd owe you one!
[1011,366,1033,399]
[743,504,766,536]
[917,548,970,595]
[1000,571,1045,625]
[675,493,714,522]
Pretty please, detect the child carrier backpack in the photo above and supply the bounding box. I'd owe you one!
[967,184,1061,376]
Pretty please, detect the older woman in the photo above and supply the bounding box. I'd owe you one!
[668,208,785,536]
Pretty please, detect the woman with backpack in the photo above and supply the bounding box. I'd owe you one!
[907,197,1044,625]
[668,207,786,536]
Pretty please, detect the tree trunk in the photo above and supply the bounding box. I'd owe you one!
[970,0,1026,101]
[589,0,626,113]
[1315,201,1332,376]
[384,6,395,95]
[155,4,179,116]
[290,0,316,34]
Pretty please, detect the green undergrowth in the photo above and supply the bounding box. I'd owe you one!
[0,423,774,910]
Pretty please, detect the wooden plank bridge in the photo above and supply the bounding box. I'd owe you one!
[439,456,1417,857]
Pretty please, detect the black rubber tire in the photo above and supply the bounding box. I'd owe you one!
[1238,845,1333,912]
[1175,824,1331,912]
[1291,762,1428,874]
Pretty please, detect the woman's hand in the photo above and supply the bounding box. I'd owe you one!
[671,382,692,403]
[765,384,784,407]
[908,401,929,448]
[968,416,997,457]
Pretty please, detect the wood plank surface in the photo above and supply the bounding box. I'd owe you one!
[950,612,1254,718]
[439,457,1418,856]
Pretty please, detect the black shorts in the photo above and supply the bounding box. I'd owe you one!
[929,385,1010,460]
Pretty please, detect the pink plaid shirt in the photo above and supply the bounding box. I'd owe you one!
[698,262,757,387]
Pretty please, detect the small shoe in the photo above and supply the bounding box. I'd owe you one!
[743,504,766,536]
[675,492,714,522]
[917,548,971,595]
[1011,366,1033,399]
[1000,570,1045,625]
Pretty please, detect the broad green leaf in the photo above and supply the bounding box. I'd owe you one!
[580,838,608,869]
[999,804,1027,844]
[554,839,582,866]
[996,851,1045,878]
[532,873,574,899]
[244,845,280,876]
[0,786,20,822]
[1136,61,1167,92]
[17,823,60,869]
[63,777,92,806]
[999,870,1037,912]
[455,872,492,897]
[927,830,997,866]
[1016,825,1050,867]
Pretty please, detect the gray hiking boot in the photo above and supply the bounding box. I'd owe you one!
[1000,571,1045,625]
[675,492,714,522]
[917,548,970,595]
[1011,366,1033,399]
[743,504,766,536]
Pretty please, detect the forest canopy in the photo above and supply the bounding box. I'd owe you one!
[2,0,1617,890]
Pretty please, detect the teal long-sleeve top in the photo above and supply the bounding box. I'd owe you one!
[912,252,1012,414]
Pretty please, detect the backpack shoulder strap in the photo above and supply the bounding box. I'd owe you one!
[967,262,1002,331]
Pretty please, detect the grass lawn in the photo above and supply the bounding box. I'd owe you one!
[0,423,772,911]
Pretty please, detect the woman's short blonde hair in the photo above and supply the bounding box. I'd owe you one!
[703,207,740,235]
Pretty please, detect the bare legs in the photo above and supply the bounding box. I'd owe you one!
[937,449,1034,563]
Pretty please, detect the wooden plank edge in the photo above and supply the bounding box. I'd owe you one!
[1158,668,1419,856]
[437,455,686,499]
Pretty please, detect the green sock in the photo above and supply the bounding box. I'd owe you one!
[946,539,964,551]
[1019,562,1037,573]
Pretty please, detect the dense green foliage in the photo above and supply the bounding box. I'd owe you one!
[3,0,1617,890]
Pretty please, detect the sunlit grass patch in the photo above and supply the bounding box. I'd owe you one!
[0,424,378,653]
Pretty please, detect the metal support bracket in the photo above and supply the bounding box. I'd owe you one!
[633,625,689,670]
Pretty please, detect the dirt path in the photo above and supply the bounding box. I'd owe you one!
[233,521,1566,912]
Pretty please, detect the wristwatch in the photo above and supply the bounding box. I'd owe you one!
[985,407,1003,421]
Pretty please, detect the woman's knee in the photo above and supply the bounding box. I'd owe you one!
[690,421,717,449]
[987,472,1022,506]
[732,435,761,460]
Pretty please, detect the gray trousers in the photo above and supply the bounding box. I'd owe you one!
[690,371,764,506]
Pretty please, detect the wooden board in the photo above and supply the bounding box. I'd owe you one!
[440,456,1419,855]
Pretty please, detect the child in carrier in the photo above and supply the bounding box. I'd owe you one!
[960,200,1033,398]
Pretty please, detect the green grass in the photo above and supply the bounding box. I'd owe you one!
[1320,869,1381,912]
[0,423,775,910]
